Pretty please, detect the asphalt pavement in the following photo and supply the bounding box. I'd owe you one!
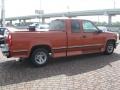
[0,46,120,90]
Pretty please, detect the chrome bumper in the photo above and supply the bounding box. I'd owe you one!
[0,44,9,56]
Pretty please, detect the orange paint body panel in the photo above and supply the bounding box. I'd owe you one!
[7,19,117,58]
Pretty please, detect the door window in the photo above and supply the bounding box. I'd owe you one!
[83,21,98,32]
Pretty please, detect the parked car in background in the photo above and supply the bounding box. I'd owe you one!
[97,26,110,32]
[98,26,120,42]
[0,27,9,42]
[29,23,49,31]
[0,27,9,56]
[0,27,7,35]
[29,23,49,29]
[0,34,4,44]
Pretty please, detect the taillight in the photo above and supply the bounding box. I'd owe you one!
[6,33,12,46]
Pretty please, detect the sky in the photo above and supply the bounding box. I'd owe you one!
[1,0,120,22]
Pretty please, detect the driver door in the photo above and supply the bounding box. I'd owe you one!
[81,20,105,53]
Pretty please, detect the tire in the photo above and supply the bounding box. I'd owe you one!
[30,48,49,67]
[104,41,115,55]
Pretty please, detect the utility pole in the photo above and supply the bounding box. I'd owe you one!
[67,5,71,18]
[1,0,5,27]
[39,0,45,23]
[40,0,42,23]
[40,0,42,10]
[113,0,116,9]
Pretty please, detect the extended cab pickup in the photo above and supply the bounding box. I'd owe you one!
[1,19,118,66]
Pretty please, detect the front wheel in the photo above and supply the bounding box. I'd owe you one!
[30,48,49,67]
[104,41,115,55]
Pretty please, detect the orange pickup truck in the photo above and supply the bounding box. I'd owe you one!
[1,19,119,66]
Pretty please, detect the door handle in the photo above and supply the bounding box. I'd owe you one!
[82,35,86,38]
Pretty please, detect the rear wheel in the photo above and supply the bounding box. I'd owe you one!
[104,41,115,55]
[30,48,49,67]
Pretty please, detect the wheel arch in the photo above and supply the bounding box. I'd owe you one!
[29,45,52,57]
[106,39,116,48]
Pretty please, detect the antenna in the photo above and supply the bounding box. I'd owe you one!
[1,0,5,27]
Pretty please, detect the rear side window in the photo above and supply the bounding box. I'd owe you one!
[71,20,80,33]
[49,20,65,31]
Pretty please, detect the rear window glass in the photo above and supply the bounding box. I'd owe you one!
[49,20,65,31]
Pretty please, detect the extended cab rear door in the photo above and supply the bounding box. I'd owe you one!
[49,20,68,57]
[67,20,84,56]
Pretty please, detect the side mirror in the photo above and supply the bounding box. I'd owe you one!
[96,30,103,33]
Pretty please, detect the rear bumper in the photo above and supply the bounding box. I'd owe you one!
[0,44,9,57]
